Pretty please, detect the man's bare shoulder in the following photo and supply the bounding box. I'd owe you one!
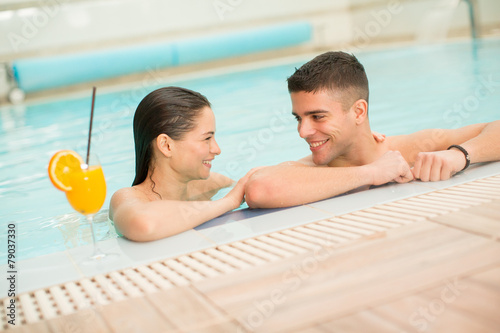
[385,123,488,164]
[385,134,410,150]
[279,154,327,167]
[386,123,487,151]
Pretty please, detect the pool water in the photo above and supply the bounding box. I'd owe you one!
[1,38,499,262]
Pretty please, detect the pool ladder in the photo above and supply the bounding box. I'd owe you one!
[462,0,478,39]
[417,0,479,42]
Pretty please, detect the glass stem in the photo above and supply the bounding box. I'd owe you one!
[87,214,103,258]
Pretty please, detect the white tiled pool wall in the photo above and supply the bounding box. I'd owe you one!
[1,0,500,61]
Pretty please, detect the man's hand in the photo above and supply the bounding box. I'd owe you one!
[372,131,386,143]
[412,150,466,181]
[366,151,414,186]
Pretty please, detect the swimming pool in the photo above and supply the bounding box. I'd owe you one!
[1,37,499,263]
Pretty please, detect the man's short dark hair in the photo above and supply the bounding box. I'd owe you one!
[287,51,369,111]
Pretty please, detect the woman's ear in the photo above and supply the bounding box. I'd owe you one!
[352,99,368,125]
[156,134,174,158]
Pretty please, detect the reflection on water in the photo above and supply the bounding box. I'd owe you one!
[0,104,26,133]
[54,210,118,249]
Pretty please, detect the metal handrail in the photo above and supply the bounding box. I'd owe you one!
[462,0,478,39]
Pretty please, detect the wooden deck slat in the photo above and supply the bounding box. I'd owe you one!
[48,308,110,333]
[426,191,491,204]
[468,264,500,289]
[190,252,238,274]
[320,219,378,235]
[371,204,438,217]
[33,290,57,320]
[196,222,500,333]
[445,186,500,199]
[256,235,310,254]
[318,310,404,333]
[49,285,74,315]
[177,255,221,278]
[164,259,206,282]
[396,198,458,211]
[368,295,432,332]
[280,229,333,247]
[231,241,282,261]
[346,210,412,225]
[385,201,446,215]
[362,206,428,220]
[428,200,500,239]
[306,223,360,240]
[17,294,40,324]
[420,279,500,328]
[364,266,500,333]
[135,266,174,290]
[326,216,387,232]
[7,322,52,332]
[217,244,268,266]
[474,178,500,185]
[99,297,175,332]
[270,232,322,252]
[147,286,242,332]
[204,248,253,270]
[79,278,110,306]
[122,268,159,294]
[457,183,500,192]
[244,238,295,258]
[93,274,127,302]
[338,214,402,229]
[289,327,329,333]
[406,196,464,209]
[293,226,348,244]
[150,262,190,286]
[108,271,143,298]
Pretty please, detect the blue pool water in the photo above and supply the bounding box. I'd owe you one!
[1,38,499,262]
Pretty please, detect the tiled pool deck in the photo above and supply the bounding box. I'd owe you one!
[1,161,499,332]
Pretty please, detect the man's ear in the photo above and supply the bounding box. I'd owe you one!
[352,99,368,124]
[156,133,174,158]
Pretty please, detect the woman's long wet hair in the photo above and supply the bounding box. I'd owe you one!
[132,86,211,186]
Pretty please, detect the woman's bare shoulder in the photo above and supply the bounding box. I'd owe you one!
[187,172,233,201]
[109,186,149,220]
[111,186,145,202]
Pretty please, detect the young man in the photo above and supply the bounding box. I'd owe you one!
[245,51,500,208]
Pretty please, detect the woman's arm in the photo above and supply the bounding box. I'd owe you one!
[110,190,238,242]
[109,169,257,242]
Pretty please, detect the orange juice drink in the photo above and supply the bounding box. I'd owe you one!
[65,165,106,215]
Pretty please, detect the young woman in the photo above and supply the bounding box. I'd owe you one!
[110,87,258,241]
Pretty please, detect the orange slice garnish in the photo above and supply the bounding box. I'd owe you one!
[48,150,83,192]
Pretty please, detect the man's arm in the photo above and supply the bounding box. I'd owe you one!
[245,151,413,209]
[407,120,500,181]
[458,120,500,163]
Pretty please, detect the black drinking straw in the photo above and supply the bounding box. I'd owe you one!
[86,87,96,165]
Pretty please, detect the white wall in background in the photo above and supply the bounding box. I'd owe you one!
[0,0,350,59]
[349,0,500,45]
[0,0,498,60]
